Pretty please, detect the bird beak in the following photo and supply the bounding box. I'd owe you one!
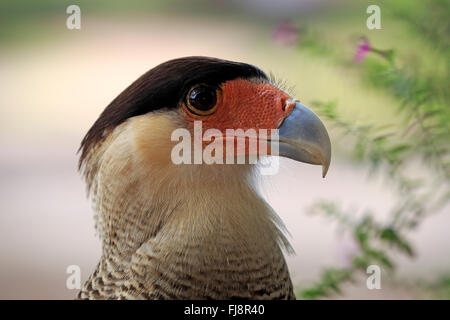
[277,102,331,177]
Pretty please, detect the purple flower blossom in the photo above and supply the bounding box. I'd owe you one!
[272,20,299,47]
[354,37,372,63]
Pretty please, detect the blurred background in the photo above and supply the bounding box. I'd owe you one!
[0,0,449,299]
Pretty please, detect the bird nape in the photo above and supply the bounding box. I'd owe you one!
[77,56,331,300]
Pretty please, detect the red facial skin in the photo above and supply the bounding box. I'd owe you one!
[181,79,295,158]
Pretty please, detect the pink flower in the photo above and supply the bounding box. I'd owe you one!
[272,20,299,47]
[354,37,372,63]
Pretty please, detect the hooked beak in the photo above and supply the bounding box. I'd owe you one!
[277,102,331,177]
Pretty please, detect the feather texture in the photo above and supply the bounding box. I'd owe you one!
[77,111,295,299]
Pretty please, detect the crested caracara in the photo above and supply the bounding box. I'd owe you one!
[77,56,331,300]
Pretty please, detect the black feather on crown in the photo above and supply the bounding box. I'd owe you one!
[78,56,267,168]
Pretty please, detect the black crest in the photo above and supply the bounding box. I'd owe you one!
[78,56,267,167]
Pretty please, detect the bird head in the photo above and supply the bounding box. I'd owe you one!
[79,56,331,187]
[77,58,332,300]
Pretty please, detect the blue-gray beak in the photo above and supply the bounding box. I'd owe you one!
[278,102,331,177]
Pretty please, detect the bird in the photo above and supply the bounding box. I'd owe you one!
[77,56,331,300]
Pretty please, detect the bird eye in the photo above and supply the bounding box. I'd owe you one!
[186,85,218,116]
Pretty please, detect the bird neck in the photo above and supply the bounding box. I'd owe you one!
[82,122,291,278]
[95,162,290,274]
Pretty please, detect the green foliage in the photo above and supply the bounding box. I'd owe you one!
[297,201,415,299]
[299,268,353,299]
[295,1,449,299]
[427,276,450,299]
[390,0,450,55]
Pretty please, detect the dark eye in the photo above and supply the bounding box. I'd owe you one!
[186,85,218,116]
